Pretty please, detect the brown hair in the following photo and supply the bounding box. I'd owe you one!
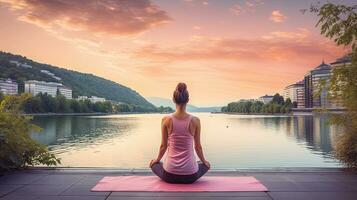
[173,82,189,105]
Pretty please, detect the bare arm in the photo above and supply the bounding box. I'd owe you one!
[193,117,210,168]
[150,116,169,167]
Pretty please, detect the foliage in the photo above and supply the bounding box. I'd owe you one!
[22,93,156,113]
[0,51,155,109]
[0,94,60,171]
[311,3,357,168]
[221,94,292,114]
[272,93,285,105]
[157,106,174,113]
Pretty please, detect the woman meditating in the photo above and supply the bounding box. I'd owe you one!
[150,82,210,184]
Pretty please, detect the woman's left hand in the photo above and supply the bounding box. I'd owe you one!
[149,159,159,168]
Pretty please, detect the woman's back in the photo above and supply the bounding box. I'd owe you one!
[150,82,209,183]
[163,114,198,175]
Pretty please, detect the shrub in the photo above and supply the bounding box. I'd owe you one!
[0,94,60,171]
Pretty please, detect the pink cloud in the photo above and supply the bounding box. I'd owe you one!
[133,30,344,63]
[230,0,264,15]
[270,10,287,23]
[193,26,202,30]
[183,0,209,6]
[230,4,244,15]
[0,0,172,36]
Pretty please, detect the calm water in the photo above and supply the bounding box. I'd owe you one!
[30,113,341,168]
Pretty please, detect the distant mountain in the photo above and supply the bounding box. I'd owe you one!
[147,97,221,112]
[0,51,155,109]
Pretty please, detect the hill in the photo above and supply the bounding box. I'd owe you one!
[0,51,155,109]
[147,97,221,112]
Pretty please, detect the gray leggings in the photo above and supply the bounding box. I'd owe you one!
[151,162,209,184]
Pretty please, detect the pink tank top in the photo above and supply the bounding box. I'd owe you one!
[163,114,198,175]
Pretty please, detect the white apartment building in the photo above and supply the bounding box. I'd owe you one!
[89,96,106,103]
[0,78,18,95]
[77,96,106,103]
[58,86,72,99]
[77,96,89,101]
[283,81,305,108]
[25,80,59,97]
[24,80,72,99]
[258,95,274,104]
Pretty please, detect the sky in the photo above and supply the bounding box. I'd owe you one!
[0,0,353,106]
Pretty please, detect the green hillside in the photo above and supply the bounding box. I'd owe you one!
[0,51,154,109]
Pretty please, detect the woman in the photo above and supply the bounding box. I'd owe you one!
[150,82,210,184]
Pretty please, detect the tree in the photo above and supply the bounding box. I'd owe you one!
[54,94,71,113]
[283,98,293,113]
[157,106,174,113]
[311,3,357,168]
[38,93,56,112]
[292,101,298,108]
[221,106,228,112]
[0,94,60,170]
[23,95,43,113]
[114,103,131,112]
[251,101,263,113]
[69,99,81,113]
[272,93,284,105]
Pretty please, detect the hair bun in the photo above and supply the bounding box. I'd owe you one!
[173,82,189,105]
[176,82,187,92]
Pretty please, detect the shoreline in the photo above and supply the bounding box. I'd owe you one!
[217,112,293,116]
[24,112,343,116]
[22,112,167,116]
[215,112,345,116]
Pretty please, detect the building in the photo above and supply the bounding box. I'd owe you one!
[0,78,18,95]
[258,95,274,104]
[239,99,257,102]
[312,61,332,108]
[9,60,32,68]
[77,96,106,103]
[25,80,59,97]
[304,61,332,108]
[330,55,352,68]
[24,80,72,99]
[329,55,352,108]
[283,81,305,108]
[296,84,305,108]
[89,96,106,103]
[58,86,72,99]
[40,70,62,81]
[77,96,89,101]
[304,72,313,108]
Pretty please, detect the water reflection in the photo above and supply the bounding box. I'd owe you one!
[226,115,339,158]
[30,113,341,168]
[284,115,339,158]
[31,116,137,154]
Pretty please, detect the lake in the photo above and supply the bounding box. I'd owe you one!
[30,113,341,169]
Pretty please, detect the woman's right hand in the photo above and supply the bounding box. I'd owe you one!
[203,160,211,169]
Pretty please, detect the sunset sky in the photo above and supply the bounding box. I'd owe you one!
[0,0,353,106]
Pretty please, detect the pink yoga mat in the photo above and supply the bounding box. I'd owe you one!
[91,176,268,192]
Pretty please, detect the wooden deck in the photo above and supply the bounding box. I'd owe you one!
[1,168,357,200]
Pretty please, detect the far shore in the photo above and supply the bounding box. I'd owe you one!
[217,112,293,116]
[216,111,344,116]
[22,112,165,116]
[22,110,346,117]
